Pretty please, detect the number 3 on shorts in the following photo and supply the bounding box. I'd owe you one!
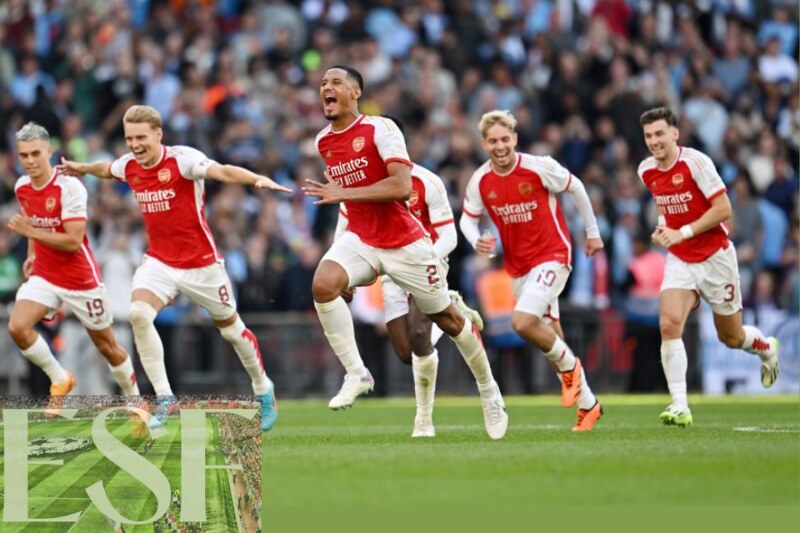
[425,264,440,286]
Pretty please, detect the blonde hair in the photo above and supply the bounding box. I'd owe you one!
[123,105,162,129]
[478,110,517,138]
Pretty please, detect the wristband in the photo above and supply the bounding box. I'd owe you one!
[679,225,694,239]
[657,215,666,227]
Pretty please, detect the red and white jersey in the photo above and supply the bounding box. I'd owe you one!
[638,146,729,263]
[408,164,453,243]
[15,169,103,290]
[463,153,572,278]
[316,115,424,249]
[109,145,221,269]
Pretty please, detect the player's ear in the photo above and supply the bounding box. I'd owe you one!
[156,128,164,142]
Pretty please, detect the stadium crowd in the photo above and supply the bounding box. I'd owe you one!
[0,0,796,326]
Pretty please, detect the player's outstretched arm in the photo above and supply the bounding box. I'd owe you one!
[205,163,293,193]
[565,175,604,256]
[303,162,411,205]
[58,158,113,180]
[8,216,86,253]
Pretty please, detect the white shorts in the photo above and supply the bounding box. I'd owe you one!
[323,231,450,315]
[381,259,449,323]
[511,261,570,322]
[16,276,113,330]
[133,256,236,320]
[662,245,742,316]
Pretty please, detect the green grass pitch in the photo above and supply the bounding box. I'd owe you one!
[264,394,800,509]
[0,417,238,532]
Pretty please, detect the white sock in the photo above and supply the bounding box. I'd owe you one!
[661,339,688,410]
[576,367,597,410]
[21,334,68,385]
[314,297,366,375]
[108,356,140,395]
[430,323,445,347]
[741,325,772,360]
[544,336,577,372]
[129,301,172,396]
[412,350,439,418]
[219,318,272,395]
[450,319,494,392]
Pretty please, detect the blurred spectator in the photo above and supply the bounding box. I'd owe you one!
[0,0,794,317]
[623,231,666,392]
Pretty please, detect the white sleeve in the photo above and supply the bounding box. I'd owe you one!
[683,149,726,199]
[565,176,600,239]
[423,173,454,227]
[372,117,411,166]
[537,156,572,192]
[334,206,348,241]
[459,211,481,250]
[433,223,457,259]
[462,170,486,219]
[109,156,130,181]
[172,145,216,181]
[60,179,88,221]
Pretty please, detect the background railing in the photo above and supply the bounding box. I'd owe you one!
[0,308,701,398]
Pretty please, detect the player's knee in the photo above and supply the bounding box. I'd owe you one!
[511,312,539,336]
[129,301,157,331]
[7,320,33,346]
[92,336,116,356]
[717,329,743,349]
[409,328,433,358]
[659,315,683,339]
[312,269,345,302]
[428,307,462,336]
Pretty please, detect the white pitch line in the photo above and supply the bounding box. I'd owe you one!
[733,426,800,433]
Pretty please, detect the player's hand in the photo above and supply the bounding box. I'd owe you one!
[7,214,33,238]
[22,255,34,279]
[652,226,684,248]
[584,237,604,256]
[254,176,293,193]
[57,157,87,177]
[341,287,355,303]
[475,235,496,257]
[302,171,346,205]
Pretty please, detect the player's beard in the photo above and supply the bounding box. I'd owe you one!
[324,112,339,122]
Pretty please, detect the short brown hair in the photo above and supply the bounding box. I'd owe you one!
[478,110,517,138]
[640,107,678,127]
[123,105,162,129]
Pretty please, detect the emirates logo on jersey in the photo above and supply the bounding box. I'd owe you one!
[408,190,419,207]
[518,182,533,197]
[672,173,684,187]
[352,137,365,152]
[45,197,56,212]
[158,168,172,183]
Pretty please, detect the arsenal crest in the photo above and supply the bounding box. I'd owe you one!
[409,190,419,207]
[352,137,365,152]
[671,173,684,187]
[518,182,533,197]
[45,197,56,212]
[158,168,171,183]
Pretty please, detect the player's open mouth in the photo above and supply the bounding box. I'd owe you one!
[323,95,337,112]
